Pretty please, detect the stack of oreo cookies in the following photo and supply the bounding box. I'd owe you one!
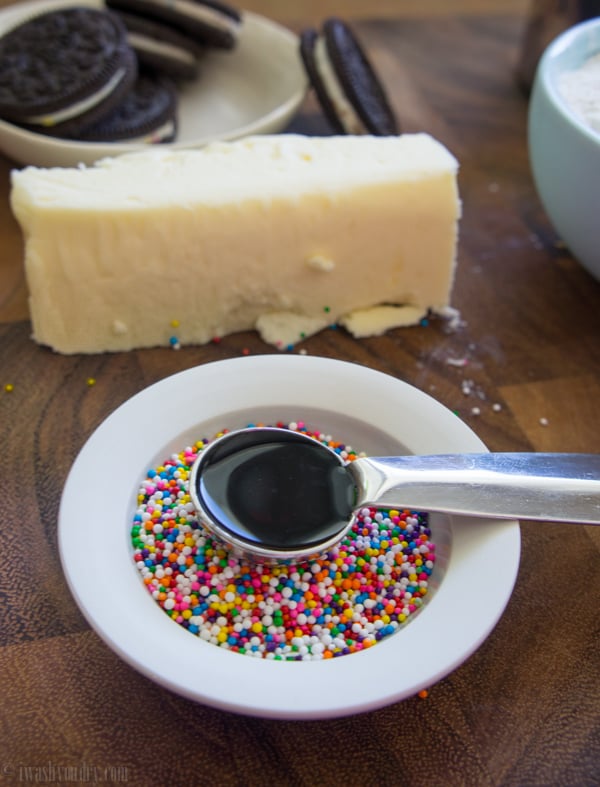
[0,1,242,144]
[107,0,242,56]
[0,5,396,145]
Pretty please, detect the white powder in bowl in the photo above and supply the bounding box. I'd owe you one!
[557,51,600,134]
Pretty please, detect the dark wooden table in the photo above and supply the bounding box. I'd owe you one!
[1,2,599,785]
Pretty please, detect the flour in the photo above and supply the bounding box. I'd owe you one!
[557,51,600,134]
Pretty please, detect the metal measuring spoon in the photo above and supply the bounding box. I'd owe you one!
[189,426,600,562]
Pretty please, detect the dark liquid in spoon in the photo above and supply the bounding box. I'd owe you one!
[197,437,357,550]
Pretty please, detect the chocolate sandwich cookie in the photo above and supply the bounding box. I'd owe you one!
[106,0,242,50]
[116,11,203,80]
[0,7,137,137]
[300,18,398,136]
[76,75,178,142]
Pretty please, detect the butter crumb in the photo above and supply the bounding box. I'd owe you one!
[306,254,335,272]
[256,312,329,347]
[437,306,465,333]
[112,319,128,335]
[340,304,425,337]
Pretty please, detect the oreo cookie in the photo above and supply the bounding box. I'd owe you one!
[300,18,398,136]
[0,7,137,138]
[76,75,178,142]
[106,0,242,50]
[116,11,203,80]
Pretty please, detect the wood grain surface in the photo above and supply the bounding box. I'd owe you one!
[1,2,599,786]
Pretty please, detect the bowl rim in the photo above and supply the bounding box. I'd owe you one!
[537,16,600,145]
[58,355,521,719]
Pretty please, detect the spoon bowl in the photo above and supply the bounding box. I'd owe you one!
[190,426,600,562]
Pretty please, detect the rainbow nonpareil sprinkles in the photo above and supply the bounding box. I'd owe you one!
[131,422,435,660]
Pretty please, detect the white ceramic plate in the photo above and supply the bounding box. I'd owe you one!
[0,0,307,168]
[59,355,520,719]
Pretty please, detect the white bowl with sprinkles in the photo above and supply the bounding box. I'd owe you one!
[59,355,520,719]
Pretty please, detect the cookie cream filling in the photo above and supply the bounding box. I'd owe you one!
[87,120,176,144]
[135,119,176,144]
[314,35,367,135]
[151,0,241,36]
[25,68,128,127]
[127,32,197,67]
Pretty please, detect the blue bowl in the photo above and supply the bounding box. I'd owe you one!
[529,17,600,279]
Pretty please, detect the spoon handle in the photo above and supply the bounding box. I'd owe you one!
[349,453,600,524]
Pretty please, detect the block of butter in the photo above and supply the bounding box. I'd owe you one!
[11,134,461,354]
